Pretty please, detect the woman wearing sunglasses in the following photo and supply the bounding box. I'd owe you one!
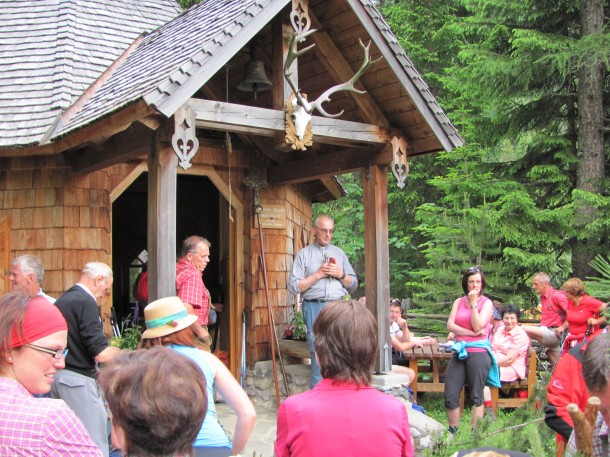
[0,292,102,456]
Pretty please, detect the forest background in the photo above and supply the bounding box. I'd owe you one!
[180,0,610,315]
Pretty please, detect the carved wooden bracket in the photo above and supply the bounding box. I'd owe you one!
[391,136,409,188]
[291,0,311,34]
[172,106,199,170]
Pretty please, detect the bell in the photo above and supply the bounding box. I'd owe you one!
[237,60,272,100]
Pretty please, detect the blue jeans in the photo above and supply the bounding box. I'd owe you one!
[302,300,326,388]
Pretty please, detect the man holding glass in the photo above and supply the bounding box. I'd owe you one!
[288,214,357,387]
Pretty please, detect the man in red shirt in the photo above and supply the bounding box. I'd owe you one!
[524,272,568,366]
[176,235,213,349]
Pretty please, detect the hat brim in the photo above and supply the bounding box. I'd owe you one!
[141,313,198,339]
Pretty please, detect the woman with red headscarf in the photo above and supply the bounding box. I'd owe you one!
[0,292,102,456]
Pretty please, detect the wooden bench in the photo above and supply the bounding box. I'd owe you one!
[490,346,537,413]
[460,346,537,413]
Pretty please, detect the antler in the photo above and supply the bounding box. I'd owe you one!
[284,29,317,113]
[310,39,383,118]
[284,32,383,117]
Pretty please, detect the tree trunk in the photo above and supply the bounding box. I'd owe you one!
[572,0,605,278]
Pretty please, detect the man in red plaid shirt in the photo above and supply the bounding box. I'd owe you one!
[176,235,213,349]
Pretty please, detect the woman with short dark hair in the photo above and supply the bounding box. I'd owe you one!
[275,299,414,457]
[98,347,207,457]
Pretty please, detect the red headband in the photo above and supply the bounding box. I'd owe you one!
[11,296,68,348]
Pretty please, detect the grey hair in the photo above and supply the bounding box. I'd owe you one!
[582,332,610,393]
[180,236,211,258]
[533,272,551,284]
[11,255,44,284]
[82,262,113,280]
[313,214,334,228]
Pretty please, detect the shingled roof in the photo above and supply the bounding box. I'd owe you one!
[55,0,286,138]
[0,0,181,148]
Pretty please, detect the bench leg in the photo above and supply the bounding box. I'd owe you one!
[490,386,499,415]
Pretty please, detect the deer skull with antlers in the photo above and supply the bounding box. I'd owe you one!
[284,29,382,143]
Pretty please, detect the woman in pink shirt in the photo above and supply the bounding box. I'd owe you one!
[0,292,102,456]
[444,267,494,435]
[490,304,530,382]
[275,299,414,457]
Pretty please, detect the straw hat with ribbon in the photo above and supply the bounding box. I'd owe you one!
[142,296,197,339]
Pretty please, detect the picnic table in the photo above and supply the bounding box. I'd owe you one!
[401,336,453,402]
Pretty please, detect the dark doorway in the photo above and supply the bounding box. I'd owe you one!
[112,172,222,325]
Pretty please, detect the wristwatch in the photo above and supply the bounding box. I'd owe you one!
[339,272,346,280]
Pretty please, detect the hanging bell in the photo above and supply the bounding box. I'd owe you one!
[237,60,272,100]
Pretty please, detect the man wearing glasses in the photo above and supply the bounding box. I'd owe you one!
[288,214,357,387]
[51,262,120,457]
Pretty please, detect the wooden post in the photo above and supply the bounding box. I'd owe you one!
[271,20,295,150]
[147,122,178,302]
[362,162,391,373]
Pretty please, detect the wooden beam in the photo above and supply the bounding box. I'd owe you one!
[147,121,178,302]
[188,98,393,146]
[267,144,391,185]
[66,122,154,173]
[309,10,390,128]
[362,164,391,373]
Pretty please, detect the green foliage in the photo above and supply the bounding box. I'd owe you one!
[110,323,143,350]
[283,310,306,341]
[419,392,554,456]
[585,255,610,303]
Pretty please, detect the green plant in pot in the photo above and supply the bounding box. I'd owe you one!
[283,310,306,341]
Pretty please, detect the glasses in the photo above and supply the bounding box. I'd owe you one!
[390,299,401,306]
[25,344,69,359]
[466,267,481,274]
[315,228,334,235]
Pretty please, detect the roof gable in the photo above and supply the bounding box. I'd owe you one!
[53,0,462,153]
[0,0,181,148]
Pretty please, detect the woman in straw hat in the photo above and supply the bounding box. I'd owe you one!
[140,296,256,457]
[0,292,102,456]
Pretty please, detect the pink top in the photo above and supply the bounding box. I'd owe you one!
[0,377,102,456]
[176,258,210,326]
[275,378,414,457]
[454,296,492,352]
[490,324,530,381]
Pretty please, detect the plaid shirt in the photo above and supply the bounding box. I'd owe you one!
[566,412,609,456]
[176,258,210,326]
[0,377,102,456]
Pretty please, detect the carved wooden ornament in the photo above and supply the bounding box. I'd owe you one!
[391,136,409,188]
[172,106,199,170]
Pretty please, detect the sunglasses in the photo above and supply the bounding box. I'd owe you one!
[466,267,481,274]
[390,299,401,306]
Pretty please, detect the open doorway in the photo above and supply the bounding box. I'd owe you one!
[111,172,231,353]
